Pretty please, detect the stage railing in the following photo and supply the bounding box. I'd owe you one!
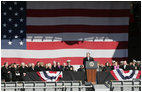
[1,81,94,91]
[109,80,141,91]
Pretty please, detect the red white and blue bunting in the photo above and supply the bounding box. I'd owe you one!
[37,71,63,82]
[111,69,141,80]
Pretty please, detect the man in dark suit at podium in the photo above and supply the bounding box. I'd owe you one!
[83,52,94,68]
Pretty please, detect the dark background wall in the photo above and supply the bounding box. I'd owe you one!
[128,1,141,62]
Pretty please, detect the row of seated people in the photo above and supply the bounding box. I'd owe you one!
[1,60,141,82]
[97,60,141,72]
[1,60,84,82]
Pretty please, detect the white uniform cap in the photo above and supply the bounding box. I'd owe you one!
[67,60,71,63]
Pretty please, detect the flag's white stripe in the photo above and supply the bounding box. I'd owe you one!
[45,71,62,81]
[27,17,129,26]
[46,71,60,76]
[40,71,56,82]
[132,70,139,79]
[27,1,130,9]
[1,49,128,58]
[113,69,139,80]
[27,33,128,42]
[122,70,133,76]
[39,72,48,81]
[113,70,123,80]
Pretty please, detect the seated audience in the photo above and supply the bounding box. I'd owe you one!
[35,61,41,71]
[65,60,73,71]
[19,62,27,81]
[1,62,10,82]
[39,62,46,71]
[103,62,111,72]
[47,63,52,71]
[62,63,66,71]
[114,62,119,70]
[27,63,32,71]
[119,61,124,67]
[1,59,141,82]
[28,63,35,72]
[56,62,63,71]
[136,61,141,70]
[52,61,57,71]
[78,65,85,72]
[119,61,130,70]
[130,60,137,70]
[111,60,115,70]
[11,63,20,81]
[45,64,49,71]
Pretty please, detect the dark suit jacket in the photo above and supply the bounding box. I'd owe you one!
[119,65,130,70]
[65,65,73,71]
[28,67,36,72]
[56,65,63,71]
[83,57,94,68]
[1,66,10,81]
[34,66,40,72]
[52,65,57,71]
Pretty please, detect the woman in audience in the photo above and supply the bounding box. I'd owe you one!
[47,63,52,71]
[45,64,49,71]
[39,62,46,71]
[103,62,111,72]
[52,61,57,71]
[114,62,119,70]
[34,61,41,71]
[56,62,63,71]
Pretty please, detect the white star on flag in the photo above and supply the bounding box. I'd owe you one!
[15,35,18,38]
[8,18,12,22]
[9,7,12,10]
[14,2,17,5]
[14,24,18,27]
[8,29,12,33]
[20,30,24,33]
[15,12,18,16]
[8,41,12,45]
[19,41,24,45]
[3,12,7,15]
[3,35,6,38]
[20,7,24,11]
[3,23,6,27]
[20,18,23,22]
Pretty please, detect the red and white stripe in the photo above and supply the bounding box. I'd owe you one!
[37,71,62,82]
[1,1,130,70]
[111,69,141,80]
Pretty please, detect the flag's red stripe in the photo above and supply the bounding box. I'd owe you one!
[1,57,128,65]
[110,70,119,80]
[124,70,129,73]
[27,25,128,33]
[37,72,46,81]
[27,9,130,17]
[27,41,128,50]
[136,71,141,79]
[49,71,58,73]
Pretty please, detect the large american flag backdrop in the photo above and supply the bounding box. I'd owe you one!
[1,1,130,69]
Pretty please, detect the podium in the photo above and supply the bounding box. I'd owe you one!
[85,61,98,84]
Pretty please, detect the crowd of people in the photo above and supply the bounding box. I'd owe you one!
[1,59,141,82]
[1,60,75,82]
[97,60,141,72]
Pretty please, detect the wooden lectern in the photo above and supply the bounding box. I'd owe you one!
[85,61,98,84]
